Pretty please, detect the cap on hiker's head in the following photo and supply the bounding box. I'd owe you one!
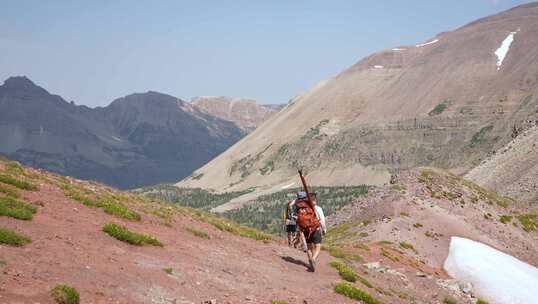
[296,191,307,199]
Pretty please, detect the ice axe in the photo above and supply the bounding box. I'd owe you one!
[297,169,316,271]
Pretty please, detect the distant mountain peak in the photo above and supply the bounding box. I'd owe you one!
[190,96,282,132]
[3,76,38,89]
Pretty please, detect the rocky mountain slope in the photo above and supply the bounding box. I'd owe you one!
[0,77,244,189]
[191,96,283,132]
[3,160,536,303]
[178,3,538,203]
[0,159,487,304]
[465,122,537,204]
[324,167,538,304]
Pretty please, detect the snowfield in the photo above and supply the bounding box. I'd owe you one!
[444,237,538,304]
[495,32,517,70]
[415,39,439,47]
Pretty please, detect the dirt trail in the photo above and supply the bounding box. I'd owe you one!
[0,168,354,304]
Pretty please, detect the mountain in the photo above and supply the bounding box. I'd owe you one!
[177,4,538,201]
[0,77,244,189]
[191,96,283,132]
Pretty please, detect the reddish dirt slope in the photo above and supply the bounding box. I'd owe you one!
[0,161,355,304]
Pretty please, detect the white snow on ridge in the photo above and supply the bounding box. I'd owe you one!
[444,237,538,304]
[373,65,384,69]
[281,182,295,189]
[392,48,406,51]
[495,31,517,71]
[415,39,439,48]
[111,136,122,142]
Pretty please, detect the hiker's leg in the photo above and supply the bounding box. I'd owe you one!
[287,232,293,246]
[293,232,301,248]
[311,229,322,260]
[307,242,314,256]
[312,244,321,260]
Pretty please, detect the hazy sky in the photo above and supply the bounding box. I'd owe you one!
[0,0,532,106]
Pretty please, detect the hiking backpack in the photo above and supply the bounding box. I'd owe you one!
[295,199,320,235]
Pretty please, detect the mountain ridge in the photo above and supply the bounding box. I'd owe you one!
[177,3,538,202]
[0,77,245,189]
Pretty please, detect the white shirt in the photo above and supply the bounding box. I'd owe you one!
[315,205,326,232]
[286,200,297,225]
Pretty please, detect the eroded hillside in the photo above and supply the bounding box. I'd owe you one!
[465,123,538,204]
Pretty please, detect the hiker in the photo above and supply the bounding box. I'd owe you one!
[294,190,326,270]
[306,193,326,262]
[284,198,299,247]
[293,170,330,271]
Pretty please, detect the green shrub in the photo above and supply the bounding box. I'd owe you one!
[271,301,289,304]
[6,162,24,174]
[0,227,31,246]
[443,297,457,304]
[413,223,423,228]
[0,174,38,191]
[378,240,393,246]
[470,125,493,147]
[196,212,272,241]
[50,284,80,304]
[357,276,373,288]
[499,215,512,224]
[0,184,19,198]
[334,282,380,304]
[330,260,358,282]
[0,196,37,220]
[163,267,173,274]
[326,245,346,258]
[517,214,537,232]
[65,190,98,207]
[399,241,417,253]
[100,200,141,221]
[186,228,210,239]
[353,243,370,251]
[103,223,163,246]
[381,247,399,262]
[66,191,140,221]
[476,300,489,304]
[429,103,447,116]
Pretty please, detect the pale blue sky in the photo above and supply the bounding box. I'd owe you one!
[0,0,532,106]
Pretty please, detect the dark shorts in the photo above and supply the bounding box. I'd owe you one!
[286,224,297,233]
[303,229,322,244]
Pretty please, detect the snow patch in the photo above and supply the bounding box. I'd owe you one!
[415,39,439,48]
[111,136,122,142]
[444,237,538,304]
[373,65,384,69]
[392,48,406,51]
[281,182,295,189]
[495,31,517,71]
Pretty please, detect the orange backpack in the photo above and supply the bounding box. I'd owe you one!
[296,199,320,236]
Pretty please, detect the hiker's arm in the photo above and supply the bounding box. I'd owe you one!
[317,207,327,233]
